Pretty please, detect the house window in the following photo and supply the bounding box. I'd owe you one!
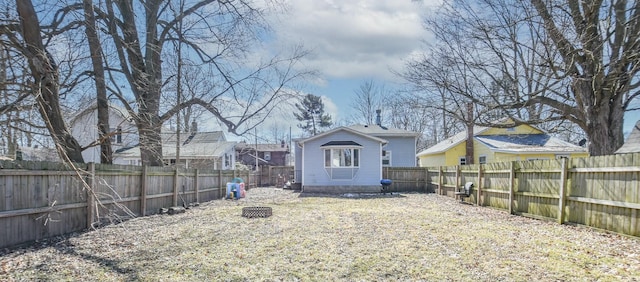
[110,127,122,144]
[324,148,360,168]
[264,152,271,161]
[225,153,231,167]
[506,127,515,132]
[555,154,570,159]
[459,156,467,165]
[479,155,487,164]
[382,150,392,166]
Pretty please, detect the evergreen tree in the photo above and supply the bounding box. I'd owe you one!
[294,94,332,136]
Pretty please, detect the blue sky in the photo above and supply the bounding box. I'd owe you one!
[230,0,637,141]
[243,0,432,139]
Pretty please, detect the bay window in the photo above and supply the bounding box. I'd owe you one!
[325,148,359,168]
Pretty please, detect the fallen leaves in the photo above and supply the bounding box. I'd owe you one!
[0,188,639,281]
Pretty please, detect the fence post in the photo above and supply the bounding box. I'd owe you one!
[438,166,443,195]
[245,170,249,190]
[87,162,96,229]
[173,167,179,207]
[477,164,483,206]
[219,169,223,199]
[424,167,429,193]
[509,161,515,215]
[141,165,148,216]
[557,158,568,224]
[455,165,461,196]
[194,169,200,204]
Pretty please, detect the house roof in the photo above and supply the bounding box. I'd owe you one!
[321,141,362,147]
[296,126,388,145]
[475,134,586,154]
[68,102,132,125]
[115,141,236,159]
[417,119,585,157]
[416,125,488,156]
[161,131,226,144]
[347,124,420,137]
[616,120,640,154]
[235,142,289,152]
[115,131,233,159]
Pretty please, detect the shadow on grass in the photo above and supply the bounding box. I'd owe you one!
[0,234,140,280]
[52,239,140,280]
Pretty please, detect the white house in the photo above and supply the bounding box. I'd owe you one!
[114,131,236,169]
[68,103,138,163]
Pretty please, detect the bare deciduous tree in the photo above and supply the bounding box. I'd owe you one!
[405,0,639,155]
[82,0,112,164]
[349,79,386,125]
[98,0,308,166]
[14,0,84,163]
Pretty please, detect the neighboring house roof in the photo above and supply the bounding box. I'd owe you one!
[417,125,488,156]
[115,141,236,159]
[417,119,585,157]
[68,101,132,125]
[162,131,225,144]
[616,120,640,154]
[115,131,234,159]
[236,143,289,152]
[296,126,388,145]
[475,134,585,154]
[347,124,420,137]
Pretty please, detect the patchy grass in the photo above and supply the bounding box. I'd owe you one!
[1,188,639,281]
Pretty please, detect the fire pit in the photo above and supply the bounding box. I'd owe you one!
[242,207,272,218]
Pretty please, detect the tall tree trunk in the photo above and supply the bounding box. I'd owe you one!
[16,0,84,163]
[579,80,625,155]
[83,0,112,164]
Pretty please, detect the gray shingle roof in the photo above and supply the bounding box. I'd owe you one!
[347,124,420,137]
[475,134,585,153]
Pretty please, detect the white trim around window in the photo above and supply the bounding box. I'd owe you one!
[324,147,360,168]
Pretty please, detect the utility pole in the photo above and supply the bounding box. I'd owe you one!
[174,0,184,168]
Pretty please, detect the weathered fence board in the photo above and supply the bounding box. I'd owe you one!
[0,160,261,248]
[388,154,640,238]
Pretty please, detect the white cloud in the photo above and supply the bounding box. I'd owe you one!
[267,0,435,82]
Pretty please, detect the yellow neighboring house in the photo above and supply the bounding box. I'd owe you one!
[417,119,589,167]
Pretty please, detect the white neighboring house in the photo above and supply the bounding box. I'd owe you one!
[114,131,237,170]
[68,103,138,164]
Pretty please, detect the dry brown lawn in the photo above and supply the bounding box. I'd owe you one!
[1,188,640,281]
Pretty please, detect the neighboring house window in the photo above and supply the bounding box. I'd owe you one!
[479,155,487,164]
[555,154,570,159]
[459,156,467,165]
[506,127,515,132]
[382,150,391,166]
[110,127,122,144]
[264,152,271,161]
[225,154,231,167]
[324,148,360,168]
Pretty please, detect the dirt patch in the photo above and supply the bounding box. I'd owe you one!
[1,188,639,281]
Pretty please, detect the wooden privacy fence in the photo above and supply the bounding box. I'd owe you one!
[259,166,294,187]
[0,160,259,248]
[384,153,640,237]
